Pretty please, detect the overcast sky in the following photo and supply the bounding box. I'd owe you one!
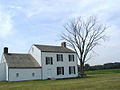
[0,0,120,65]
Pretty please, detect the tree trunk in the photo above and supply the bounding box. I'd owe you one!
[79,61,85,77]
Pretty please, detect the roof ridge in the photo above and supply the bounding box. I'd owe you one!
[34,44,75,53]
[34,44,62,47]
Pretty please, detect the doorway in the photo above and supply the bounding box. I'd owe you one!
[47,68,52,79]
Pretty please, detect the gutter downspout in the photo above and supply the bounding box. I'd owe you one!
[41,52,43,80]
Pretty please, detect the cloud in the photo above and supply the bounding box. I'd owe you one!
[0,0,120,65]
[10,0,77,18]
[0,6,13,38]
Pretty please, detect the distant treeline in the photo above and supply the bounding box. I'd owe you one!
[78,62,120,71]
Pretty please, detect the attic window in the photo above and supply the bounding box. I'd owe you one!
[32,47,34,52]
[16,73,19,77]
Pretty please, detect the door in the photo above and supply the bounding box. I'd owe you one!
[47,69,52,79]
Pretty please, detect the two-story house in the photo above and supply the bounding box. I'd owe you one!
[0,42,78,81]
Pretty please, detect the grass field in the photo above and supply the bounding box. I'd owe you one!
[0,69,120,90]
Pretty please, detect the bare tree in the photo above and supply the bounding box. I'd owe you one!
[61,16,108,77]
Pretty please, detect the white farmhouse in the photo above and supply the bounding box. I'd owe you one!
[0,42,78,81]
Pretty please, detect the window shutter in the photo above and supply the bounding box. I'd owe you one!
[57,67,59,75]
[57,54,58,61]
[61,55,63,61]
[69,55,70,61]
[51,57,53,64]
[74,66,76,74]
[69,67,71,74]
[62,67,64,75]
[46,57,48,65]
[73,55,74,61]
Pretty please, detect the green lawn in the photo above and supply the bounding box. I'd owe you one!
[0,69,120,90]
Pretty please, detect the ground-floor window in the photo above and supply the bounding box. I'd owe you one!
[16,73,19,77]
[69,66,76,74]
[57,67,64,75]
[32,73,35,77]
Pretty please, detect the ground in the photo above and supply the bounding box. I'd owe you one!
[0,69,120,90]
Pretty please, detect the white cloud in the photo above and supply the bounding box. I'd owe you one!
[0,0,120,65]
[0,6,13,38]
[12,0,77,18]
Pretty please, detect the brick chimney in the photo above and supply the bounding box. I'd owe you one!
[4,47,8,54]
[61,42,66,48]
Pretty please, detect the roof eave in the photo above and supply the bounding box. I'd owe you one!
[41,51,76,53]
[8,67,42,69]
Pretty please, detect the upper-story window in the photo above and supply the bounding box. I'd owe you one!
[69,66,76,74]
[57,54,63,61]
[46,57,53,65]
[69,55,74,62]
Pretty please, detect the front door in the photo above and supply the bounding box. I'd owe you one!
[47,68,52,79]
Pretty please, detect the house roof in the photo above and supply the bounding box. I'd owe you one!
[4,53,41,68]
[34,44,75,53]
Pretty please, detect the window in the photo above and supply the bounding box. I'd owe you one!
[57,67,64,75]
[69,55,74,61]
[32,47,34,52]
[32,73,35,77]
[16,73,19,77]
[57,54,63,61]
[69,66,76,74]
[46,57,53,65]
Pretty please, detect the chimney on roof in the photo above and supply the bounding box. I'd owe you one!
[61,42,66,48]
[4,47,8,54]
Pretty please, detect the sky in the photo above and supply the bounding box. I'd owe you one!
[0,0,120,65]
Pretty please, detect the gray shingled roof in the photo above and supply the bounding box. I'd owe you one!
[34,45,75,53]
[4,53,41,68]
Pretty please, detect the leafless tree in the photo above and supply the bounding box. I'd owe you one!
[61,16,108,77]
